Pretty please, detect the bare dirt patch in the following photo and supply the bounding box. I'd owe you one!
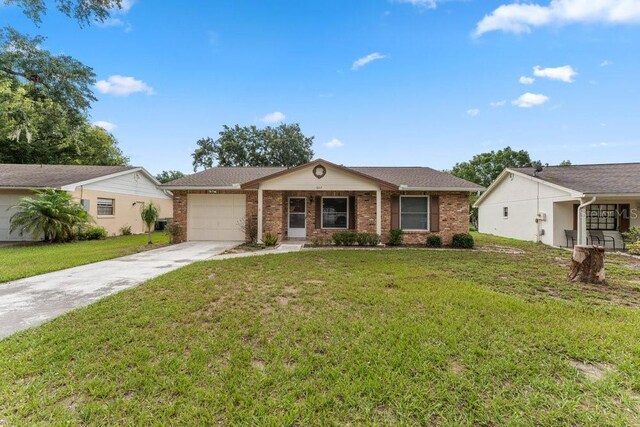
[570,360,613,381]
[252,359,266,371]
[449,361,465,374]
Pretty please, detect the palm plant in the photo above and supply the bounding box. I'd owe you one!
[10,189,90,242]
[140,201,159,244]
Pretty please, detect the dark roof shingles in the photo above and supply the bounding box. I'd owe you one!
[512,163,640,194]
[164,164,483,190]
[0,164,135,188]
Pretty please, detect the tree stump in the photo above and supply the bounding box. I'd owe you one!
[567,245,606,284]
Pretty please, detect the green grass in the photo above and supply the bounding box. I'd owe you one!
[1,233,640,425]
[0,232,169,283]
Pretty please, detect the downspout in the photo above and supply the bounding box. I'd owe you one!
[577,196,596,246]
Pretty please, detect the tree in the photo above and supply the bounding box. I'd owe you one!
[9,189,90,242]
[0,28,96,123]
[559,160,572,166]
[451,147,536,229]
[156,170,185,184]
[140,201,159,244]
[451,146,535,189]
[5,0,122,26]
[192,123,314,170]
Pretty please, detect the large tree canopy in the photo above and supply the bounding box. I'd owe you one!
[0,28,96,120]
[4,0,122,26]
[450,146,535,188]
[192,123,314,170]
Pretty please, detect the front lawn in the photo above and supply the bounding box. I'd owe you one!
[0,232,169,283]
[1,234,639,425]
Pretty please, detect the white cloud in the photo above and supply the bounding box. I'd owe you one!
[261,111,286,123]
[95,75,155,96]
[490,100,507,107]
[533,65,577,82]
[96,17,133,31]
[118,0,135,13]
[392,0,438,8]
[324,138,344,148]
[352,52,386,70]
[467,108,480,117]
[474,0,640,37]
[512,92,550,108]
[519,76,535,84]
[93,121,116,131]
[600,59,613,67]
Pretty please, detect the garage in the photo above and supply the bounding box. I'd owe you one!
[0,193,31,241]
[187,194,246,241]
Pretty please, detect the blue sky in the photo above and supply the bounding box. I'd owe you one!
[4,0,640,174]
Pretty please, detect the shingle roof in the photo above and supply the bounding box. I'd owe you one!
[0,164,136,188]
[164,162,483,191]
[350,167,484,190]
[165,167,287,187]
[512,163,640,194]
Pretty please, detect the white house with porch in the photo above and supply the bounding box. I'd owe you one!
[474,163,640,250]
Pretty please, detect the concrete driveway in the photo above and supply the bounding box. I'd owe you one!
[0,241,239,340]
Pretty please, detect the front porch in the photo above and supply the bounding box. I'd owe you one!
[555,199,639,251]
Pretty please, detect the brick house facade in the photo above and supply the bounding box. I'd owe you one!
[165,159,482,245]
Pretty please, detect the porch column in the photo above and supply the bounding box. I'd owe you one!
[376,188,382,236]
[257,188,264,243]
[577,197,596,246]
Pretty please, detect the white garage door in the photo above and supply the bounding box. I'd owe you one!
[188,194,246,241]
[0,193,31,241]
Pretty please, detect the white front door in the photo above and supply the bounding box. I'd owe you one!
[288,197,307,239]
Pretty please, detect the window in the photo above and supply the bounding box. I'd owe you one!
[586,204,616,230]
[503,207,509,218]
[400,196,429,231]
[97,198,115,216]
[322,197,348,229]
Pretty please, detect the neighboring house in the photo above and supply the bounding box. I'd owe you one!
[0,164,173,241]
[162,159,483,245]
[474,163,640,249]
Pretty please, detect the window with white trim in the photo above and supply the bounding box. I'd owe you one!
[400,196,429,230]
[97,198,115,216]
[322,197,348,229]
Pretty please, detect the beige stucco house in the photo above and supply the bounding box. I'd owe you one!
[474,163,640,250]
[0,164,173,241]
[162,159,483,245]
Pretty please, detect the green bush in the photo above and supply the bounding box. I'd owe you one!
[628,242,640,255]
[356,233,381,246]
[77,225,108,241]
[333,231,357,246]
[119,225,132,236]
[623,226,640,243]
[387,229,404,246]
[451,233,474,249]
[426,234,442,248]
[262,232,279,247]
[164,222,181,244]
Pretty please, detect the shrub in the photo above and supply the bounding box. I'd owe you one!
[263,232,279,247]
[356,233,381,246]
[238,218,258,243]
[119,225,132,236]
[451,233,474,249]
[426,234,442,248]
[164,222,181,244]
[623,226,640,243]
[77,225,107,241]
[332,231,357,246]
[628,242,640,256]
[387,229,404,246]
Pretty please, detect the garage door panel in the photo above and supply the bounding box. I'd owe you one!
[0,194,32,241]
[187,194,246,241]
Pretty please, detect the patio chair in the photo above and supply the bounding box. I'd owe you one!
[588,230,616,251]
[564,230,577,248]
